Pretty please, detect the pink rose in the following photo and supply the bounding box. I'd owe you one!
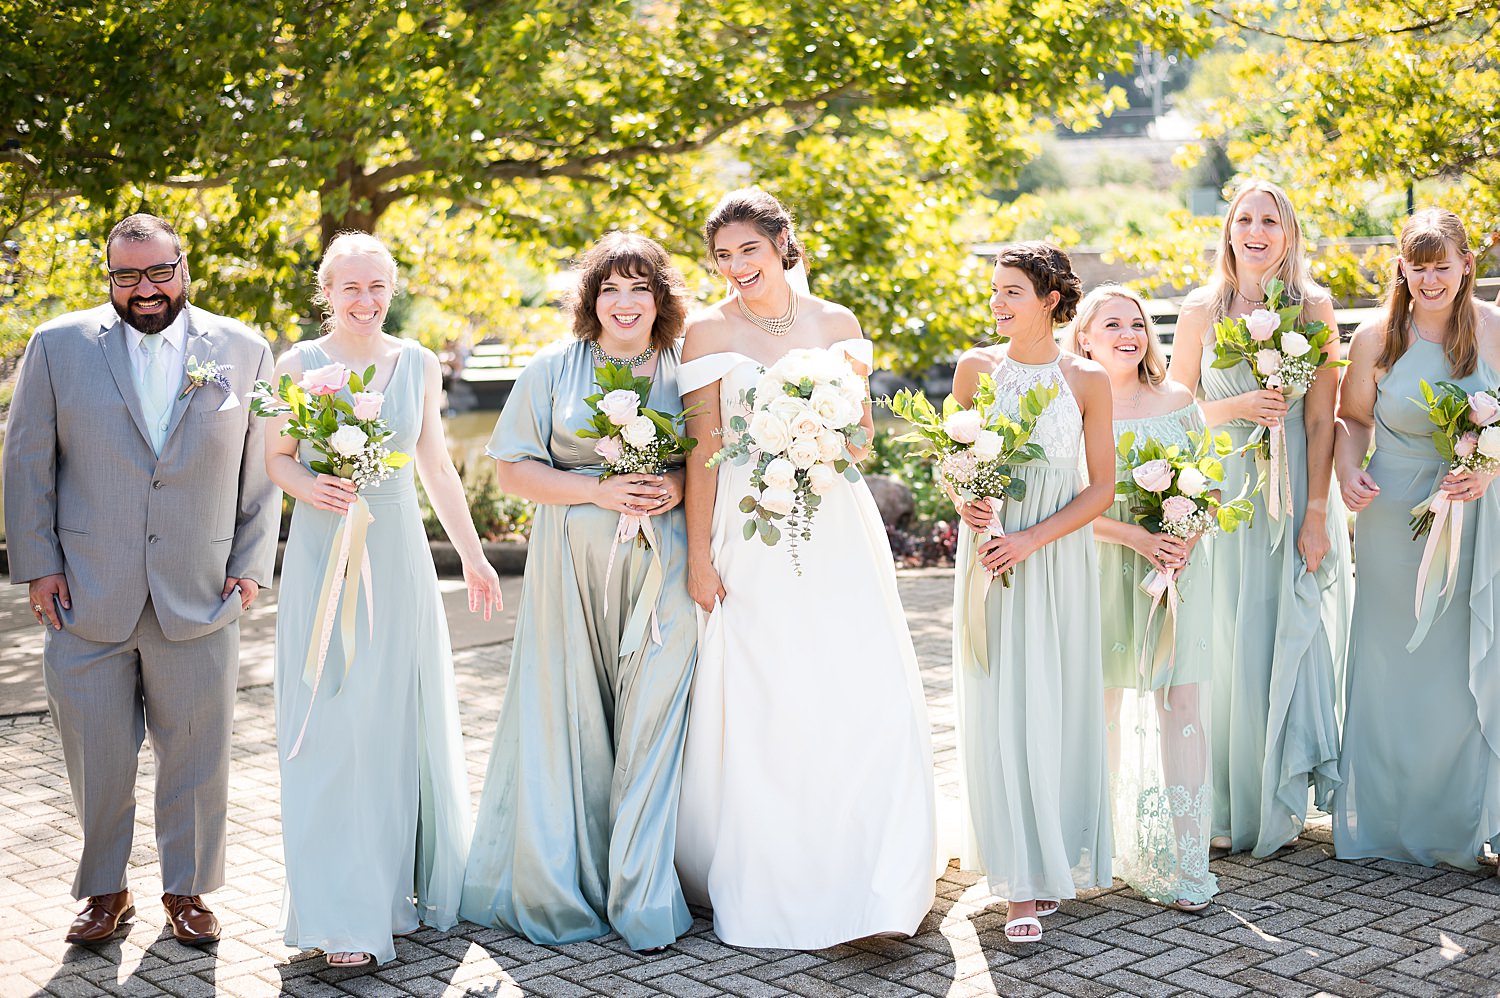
[1456,432,1479,459]
[1162,495,1197,523]
[594,435,624,464]
[944,409,983,445]
[300,361,350,396]
[1246,309,1280,342]
[1255,349,1282,377]
[1469,392,1500,427]
[351,391,384,421]
[1132,459,1174,493]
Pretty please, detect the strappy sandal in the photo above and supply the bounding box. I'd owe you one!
[325,952,372,968]
[1003,916,1043,944]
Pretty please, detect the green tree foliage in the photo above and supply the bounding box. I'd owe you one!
[1,0,1211,369]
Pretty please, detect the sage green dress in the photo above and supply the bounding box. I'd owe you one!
[1199,333,1352,856]
[277,339,470,966]
[1099,404,1217,905]
[1333,336,1500,866]
[460,339,697,950]
[954,355,1112,901]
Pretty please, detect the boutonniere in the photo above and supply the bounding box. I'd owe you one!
[179,355,234,400]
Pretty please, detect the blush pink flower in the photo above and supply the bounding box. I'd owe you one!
[1456,432,1480,459]
[594,435,624,464]
[351,391,384,421]
[1245,309,1280,342]
[1162,495,1198,522]
[300,361,350,396]
[1469,392,1500,427]
[1132,459,1174,493]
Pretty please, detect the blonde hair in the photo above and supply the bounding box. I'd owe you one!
[313,231,400,331]
[1377,208,1480,376]
[1066,284,1167,385]
[1207,179,1320,323]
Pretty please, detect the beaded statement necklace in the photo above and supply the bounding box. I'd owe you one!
[589,339,656,368]
[738,292,797,336]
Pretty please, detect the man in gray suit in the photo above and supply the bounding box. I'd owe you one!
[3,213,279,946]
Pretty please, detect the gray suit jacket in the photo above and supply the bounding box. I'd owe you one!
[4,303,280,642]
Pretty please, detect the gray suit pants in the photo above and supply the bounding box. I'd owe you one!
[43,599,238,899]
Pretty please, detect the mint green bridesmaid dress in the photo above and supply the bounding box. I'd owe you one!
[954,355,1112,901]
[460,340,696,949]
[1333,336,1500,866]
[276,339,470,965]
[1198,334,1352,856]
[1099,404,1217,905]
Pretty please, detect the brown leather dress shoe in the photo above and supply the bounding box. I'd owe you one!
[65,890,135,945]
[162,893,220,946]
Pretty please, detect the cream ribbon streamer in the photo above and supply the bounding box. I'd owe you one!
[964,497,1007,673]
[1409,487,1464,652]
[603,512,664,658]
[1138,567,1181,699]
[286,496,375,761]
[1256,418,1294,548]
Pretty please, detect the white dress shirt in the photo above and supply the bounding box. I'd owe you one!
[126,310,188,391]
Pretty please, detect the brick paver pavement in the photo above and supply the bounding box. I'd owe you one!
[3,569,1499,997]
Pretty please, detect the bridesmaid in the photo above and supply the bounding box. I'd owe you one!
[270,233,502,967]
[461,232,698,950]
[1166,179,1352,857]
[951,243,1115,944]
[1067,285,1217,911]
[1333,209,1500,866]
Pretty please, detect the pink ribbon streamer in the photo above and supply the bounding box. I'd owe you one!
[1138,567,1181,696]
[1410,491,1464,651]
[603,511,664,652]
[1265,418,1292,523]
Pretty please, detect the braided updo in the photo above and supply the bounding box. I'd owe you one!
[994,241,1082,324]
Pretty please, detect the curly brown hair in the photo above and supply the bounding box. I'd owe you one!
[570,232,688,352]
[703,187,804,270]
[994,241,1082,324]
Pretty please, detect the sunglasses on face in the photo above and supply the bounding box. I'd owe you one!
[107,254,184,288]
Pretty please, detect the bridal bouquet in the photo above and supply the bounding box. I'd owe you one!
[576,361,697,653]
[1115,428,1256,679]
[1209,277,1343,522]
[248,361,410,489]
[885,374,1058,586]
[710,348,868,573]
[1405,380,1500,650]
[249,361,409,760]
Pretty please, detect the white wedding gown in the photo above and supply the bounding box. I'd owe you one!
[674,338,938,949]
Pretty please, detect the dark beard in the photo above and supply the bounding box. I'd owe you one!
[114,285,187,335]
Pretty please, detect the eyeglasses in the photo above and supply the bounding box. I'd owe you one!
[107,254,184,288]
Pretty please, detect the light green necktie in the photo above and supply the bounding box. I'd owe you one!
[139,334,172,454]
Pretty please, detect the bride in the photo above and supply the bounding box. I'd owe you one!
[674,188,937,949]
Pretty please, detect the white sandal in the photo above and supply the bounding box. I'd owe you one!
[1003,915,1043,944]
[1035,900,1059,918]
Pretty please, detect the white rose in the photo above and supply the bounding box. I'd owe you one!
[972,429,1003,462]
[789,410,824,440]
[944,409,983,444]
[1279,331,1311,357]
[329,424,368,458]
[748,411,791,453]
[766,394,809,423]
[1479,426,1500,460]
[759,486,796,515]
[808,463,841,496]
[621,414,657,449]
[816,430,845,462]
[807,350,852,383]
[761,457,797,490]
[770,350,812,385]
[787,436,821,469]
[755,374,781,403]
[598,388,641,426]
[810,385,849,427]
[1176,466,1208,497]
[1255,349,1283,377]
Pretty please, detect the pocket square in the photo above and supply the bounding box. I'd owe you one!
[217,391,241,412]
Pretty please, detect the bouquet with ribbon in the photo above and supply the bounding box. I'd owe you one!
[709,348,868,574]
[249,361,410,758]
[885,374,1057,588]
[576,361,697,655]
[1209,278,1343,530]
[1406,379,1500,649]
[1115,428,1256,683]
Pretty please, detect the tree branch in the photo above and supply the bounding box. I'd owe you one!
[1210,0,1499,43]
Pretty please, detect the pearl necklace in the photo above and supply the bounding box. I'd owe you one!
[589,339,656,368]
[738,292,797,336]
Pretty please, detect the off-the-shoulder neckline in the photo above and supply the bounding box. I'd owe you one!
[680,337,868,369]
